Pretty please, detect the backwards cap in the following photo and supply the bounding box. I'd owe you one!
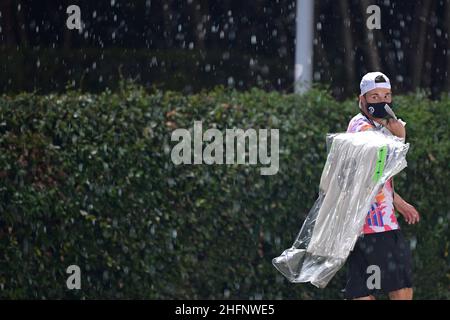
[360,72,391,96]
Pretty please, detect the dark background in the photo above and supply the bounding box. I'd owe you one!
[1,0,449,98]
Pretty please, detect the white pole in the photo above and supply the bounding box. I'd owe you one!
[295,0,314,94]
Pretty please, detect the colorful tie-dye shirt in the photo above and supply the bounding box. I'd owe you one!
[346,113,400,234]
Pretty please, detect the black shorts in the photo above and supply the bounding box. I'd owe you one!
[343,229,413,299]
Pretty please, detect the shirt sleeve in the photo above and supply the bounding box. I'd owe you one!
[347,119,375,133]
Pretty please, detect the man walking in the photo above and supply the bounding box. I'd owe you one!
[344,72,421,300]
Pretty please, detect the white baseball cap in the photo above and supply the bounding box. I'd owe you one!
[360,72,391,96]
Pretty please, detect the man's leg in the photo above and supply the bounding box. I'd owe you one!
[388,288,413,300]
[353,295,376,300]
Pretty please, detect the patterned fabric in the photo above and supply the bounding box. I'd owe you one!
[347,113,400,234]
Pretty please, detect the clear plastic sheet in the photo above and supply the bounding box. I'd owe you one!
[272,130,410,288]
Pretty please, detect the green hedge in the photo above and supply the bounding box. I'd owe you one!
[0,85,448,299]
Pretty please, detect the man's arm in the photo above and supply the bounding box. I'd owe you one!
[382,118,406,140]
[393,191,420,224]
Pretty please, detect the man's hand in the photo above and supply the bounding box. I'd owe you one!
[380,118,406,140]
[393,192,420,224]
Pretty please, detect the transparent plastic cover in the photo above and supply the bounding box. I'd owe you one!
[272,130,410,288]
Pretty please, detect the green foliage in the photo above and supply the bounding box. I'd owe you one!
[0,86,448,299]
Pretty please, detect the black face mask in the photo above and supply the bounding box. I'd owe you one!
[366,101,396,119]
